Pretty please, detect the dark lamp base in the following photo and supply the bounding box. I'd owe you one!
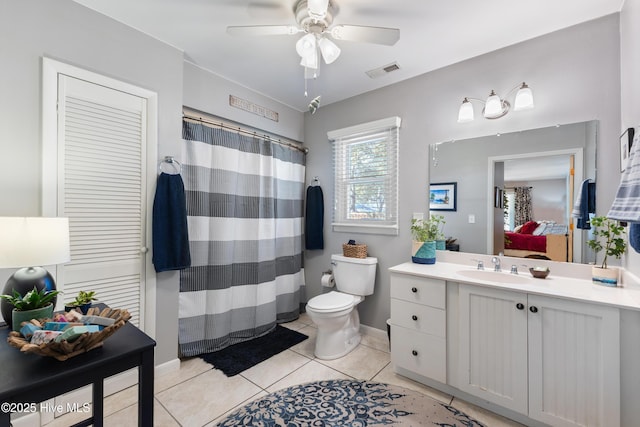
[1,266,58,328]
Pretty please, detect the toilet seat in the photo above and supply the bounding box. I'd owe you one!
[307,291,355,313]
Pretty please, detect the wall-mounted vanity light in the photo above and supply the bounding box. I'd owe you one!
[457,82,534,123]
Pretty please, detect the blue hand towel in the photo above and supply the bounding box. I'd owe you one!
[305,185,324,250]
[630,223,640,253]
[152,172,191,272]
[572,179,595,229]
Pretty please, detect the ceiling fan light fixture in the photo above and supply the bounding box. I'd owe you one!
[300,49,319,69]
[296,33,317,58]
[514,82,534,111]
[318,37,341,64]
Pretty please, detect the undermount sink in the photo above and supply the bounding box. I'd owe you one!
[456,269,532,284]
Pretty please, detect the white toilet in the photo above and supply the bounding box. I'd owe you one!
[306,254,378,360]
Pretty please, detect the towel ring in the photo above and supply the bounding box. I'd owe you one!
[159,156,182,174]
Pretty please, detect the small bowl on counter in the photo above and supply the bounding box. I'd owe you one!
[529,266,550,279]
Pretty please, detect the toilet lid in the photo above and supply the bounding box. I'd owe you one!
[307,291,355,312]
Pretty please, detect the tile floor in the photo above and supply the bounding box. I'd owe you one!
[44,313,523,427]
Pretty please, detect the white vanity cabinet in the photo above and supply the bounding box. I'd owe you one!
[459,283,620,427]
[389,273,447,383]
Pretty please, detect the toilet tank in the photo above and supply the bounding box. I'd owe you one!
[331,254,378,296]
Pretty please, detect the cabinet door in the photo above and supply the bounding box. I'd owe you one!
[528,295,620,427]
[459,284,528,414]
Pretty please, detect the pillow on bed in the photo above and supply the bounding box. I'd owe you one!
[533,222,550,236]
[520,221,539,234]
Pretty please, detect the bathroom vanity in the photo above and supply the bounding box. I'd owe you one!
[389,253,640,427]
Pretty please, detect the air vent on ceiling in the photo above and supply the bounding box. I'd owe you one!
[366,62,401,79]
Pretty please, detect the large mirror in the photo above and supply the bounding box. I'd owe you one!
[429,120,597,264]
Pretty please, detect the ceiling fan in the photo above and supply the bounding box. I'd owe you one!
[227,0,400,72]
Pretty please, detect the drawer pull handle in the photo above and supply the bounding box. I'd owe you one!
[412,350,418,356]
[516,303,525,310]
[530,306,538,313]
[411,287,418,293]
[411,315,418,321]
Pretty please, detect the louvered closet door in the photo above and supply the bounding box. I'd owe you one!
[57,75,147,327]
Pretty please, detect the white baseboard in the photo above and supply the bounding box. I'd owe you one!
[360,324,388,342]
[155,357,180,377]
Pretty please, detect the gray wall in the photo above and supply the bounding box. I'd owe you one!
[183,62,304,142]
[0,0,183,365]
[303,15,621,331]
[0,1,306,365]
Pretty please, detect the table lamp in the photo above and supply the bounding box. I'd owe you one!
[0,217,71,327]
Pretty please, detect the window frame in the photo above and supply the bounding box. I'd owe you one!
[328,116,401,235]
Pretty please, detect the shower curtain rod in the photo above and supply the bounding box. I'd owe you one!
[183,113,308,154]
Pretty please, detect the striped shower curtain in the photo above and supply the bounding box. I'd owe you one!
[178,121,306,357]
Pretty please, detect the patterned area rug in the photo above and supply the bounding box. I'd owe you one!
[217,379,485,426]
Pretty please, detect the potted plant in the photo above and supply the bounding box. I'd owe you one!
[0,287,60,332]
[410,215,445,264]
[587,216,627,286]
[65,290,97,314]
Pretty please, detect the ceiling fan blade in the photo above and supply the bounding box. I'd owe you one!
[330,25,400,46]
[226,25,300,37]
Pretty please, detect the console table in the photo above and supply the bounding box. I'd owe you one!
[0,311,155,427]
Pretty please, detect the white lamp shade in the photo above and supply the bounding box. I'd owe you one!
[296,33,316,58]
[300,51,318,69]
[484,91,503,117]
[457,98,474,123]
[514,83,534,111]
[318,37,340,64]
[0,217,71,268]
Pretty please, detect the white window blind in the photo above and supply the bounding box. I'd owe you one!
[329,117,401,235]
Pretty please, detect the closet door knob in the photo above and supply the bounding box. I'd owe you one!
[412,350,418,356]
[530,306,538,313]
[140,247,149,254]
[516,303,525,310]
[411,315,418,321]
[411,287,418,293]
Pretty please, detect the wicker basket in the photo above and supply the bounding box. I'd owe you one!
[342,243,368,258]
[7,307,131,361]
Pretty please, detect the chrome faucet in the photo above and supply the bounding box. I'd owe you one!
[472,259,484,270]
[491,256,501,272]
[510,265,519,275]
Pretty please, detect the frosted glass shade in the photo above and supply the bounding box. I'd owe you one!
[457,98,474,123]
[514,83,534,111]
[484,91,503,117]
[296,34,316,57]
[0,217,71,268]
[296,33,318,69]
[318,37,341,64]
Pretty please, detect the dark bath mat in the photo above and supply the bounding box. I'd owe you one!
[200,325,308,377]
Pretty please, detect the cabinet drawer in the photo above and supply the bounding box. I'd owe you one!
[390,299,445,337]
[390,274,445,309]
[391,325,446,384]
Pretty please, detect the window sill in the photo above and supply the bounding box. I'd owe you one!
[332,223,399,236]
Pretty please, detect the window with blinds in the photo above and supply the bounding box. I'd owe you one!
[329,117,401,235]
